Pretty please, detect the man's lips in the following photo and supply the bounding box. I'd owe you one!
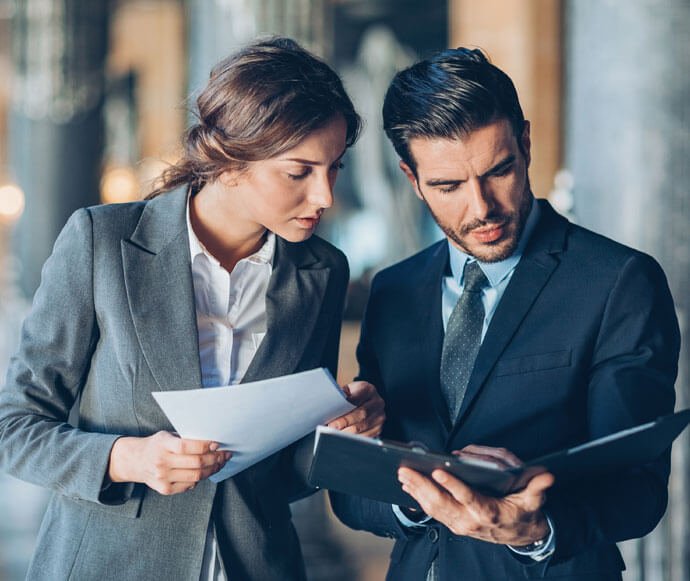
[469,224,505,243]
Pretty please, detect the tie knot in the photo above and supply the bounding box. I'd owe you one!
[462,261,488,293]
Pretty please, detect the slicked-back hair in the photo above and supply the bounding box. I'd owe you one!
[149,36,361,197]
[383,47,525,173]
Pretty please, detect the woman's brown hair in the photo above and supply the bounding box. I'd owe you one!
[148,36,361,198]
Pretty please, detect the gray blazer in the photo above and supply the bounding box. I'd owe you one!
[0,187,349,580]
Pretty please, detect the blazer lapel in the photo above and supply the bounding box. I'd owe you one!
[451,201,568,433]
[409,242,452,435]
[122,188,203,391]
[242,238,330,383]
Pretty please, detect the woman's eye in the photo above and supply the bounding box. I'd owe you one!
[288,167,311,180]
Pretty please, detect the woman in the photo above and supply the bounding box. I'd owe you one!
[0,37,384,580]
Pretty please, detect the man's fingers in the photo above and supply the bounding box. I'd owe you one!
[513,472,555,511]
[453,445,522,468]
[431,469,478,505]
[398,467,454,517]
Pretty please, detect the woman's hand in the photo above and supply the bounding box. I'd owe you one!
[108,431,231,495]
[327,381,385,437]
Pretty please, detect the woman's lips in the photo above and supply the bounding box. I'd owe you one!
[295,215,321,229]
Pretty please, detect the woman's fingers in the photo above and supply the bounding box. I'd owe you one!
[328,382,385,435]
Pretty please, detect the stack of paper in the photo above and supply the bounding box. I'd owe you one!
[152,367,354,482]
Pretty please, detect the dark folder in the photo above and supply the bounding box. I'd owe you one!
[308,408,690,509]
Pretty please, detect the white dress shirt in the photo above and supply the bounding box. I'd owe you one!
[186,199,276,581]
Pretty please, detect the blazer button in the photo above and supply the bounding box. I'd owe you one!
[427,528,439,543]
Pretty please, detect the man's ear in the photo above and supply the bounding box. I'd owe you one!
[399,161,424,201]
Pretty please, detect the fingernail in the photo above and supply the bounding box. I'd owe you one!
[209,442,219,451]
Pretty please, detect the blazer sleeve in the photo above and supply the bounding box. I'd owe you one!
[545,252,680,564]
[0,209,121,504]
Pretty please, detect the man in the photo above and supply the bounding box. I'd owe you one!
[331,48,680,580]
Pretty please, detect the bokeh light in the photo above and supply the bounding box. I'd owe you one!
[100,166,140,204]
[0,184,25,224]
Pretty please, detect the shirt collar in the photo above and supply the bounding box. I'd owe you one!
[448,197,540,288]
[186,194,275,267]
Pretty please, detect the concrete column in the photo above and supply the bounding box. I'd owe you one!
[449,0,563,200]
[565,2,690,580]
[10,0,108,297]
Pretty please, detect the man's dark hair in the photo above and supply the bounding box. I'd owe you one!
[382,47,525,173]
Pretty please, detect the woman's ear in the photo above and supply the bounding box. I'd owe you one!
[218,170,241,188]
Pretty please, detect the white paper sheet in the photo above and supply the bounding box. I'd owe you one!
[151,367,355,482]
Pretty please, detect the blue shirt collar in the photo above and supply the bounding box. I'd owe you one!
[448,197,540,288]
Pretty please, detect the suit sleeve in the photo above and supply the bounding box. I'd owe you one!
[329,274,411,540]
[0,209,121,504]
[545,252,679,563]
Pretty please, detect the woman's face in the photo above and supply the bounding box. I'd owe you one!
[220,115,348,243]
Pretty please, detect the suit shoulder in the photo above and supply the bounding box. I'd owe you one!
[371,241,445,291]
[82,200,148,236]
[565,222,665,275]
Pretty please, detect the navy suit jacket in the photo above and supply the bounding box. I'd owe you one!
[331,200,680,581]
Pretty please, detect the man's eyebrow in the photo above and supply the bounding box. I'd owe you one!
[424,154,517,187]
[482,154,516,177]
[425,177,464,187]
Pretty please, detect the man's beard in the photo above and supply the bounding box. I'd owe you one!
[424,186,533,263]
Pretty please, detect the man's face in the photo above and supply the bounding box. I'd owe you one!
[401,119,533,263]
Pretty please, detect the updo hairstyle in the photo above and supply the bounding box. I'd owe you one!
[149,36,361,197]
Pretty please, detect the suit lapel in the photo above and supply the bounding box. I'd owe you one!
[409,242,452,434]
[451,201,568,433]
[122,187,203,391]
[242,238,330,383]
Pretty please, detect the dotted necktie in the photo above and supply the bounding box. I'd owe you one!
[440,261,489,422]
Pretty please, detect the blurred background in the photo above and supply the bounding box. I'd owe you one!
[0,0,689,579]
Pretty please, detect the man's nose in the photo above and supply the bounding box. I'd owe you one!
[467,179,495,218]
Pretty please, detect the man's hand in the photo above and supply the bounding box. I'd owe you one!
[327,381,385,437]
[108,431,231,495]
[397,445,554,546]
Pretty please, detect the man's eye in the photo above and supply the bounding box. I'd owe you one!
[490,165,513,178]
[331,162,345,171]
[438,183,459,194]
